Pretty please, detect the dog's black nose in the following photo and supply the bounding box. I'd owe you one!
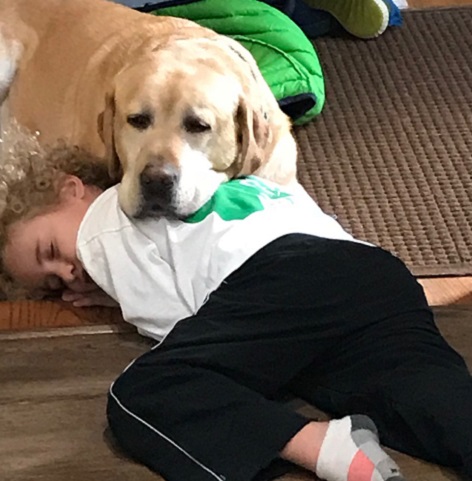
[139,163,179,209]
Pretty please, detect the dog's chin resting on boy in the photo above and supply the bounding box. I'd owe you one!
[65,163,227,307]
[118,151,230,220]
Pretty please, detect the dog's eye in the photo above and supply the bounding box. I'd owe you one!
[183,116,211,134]
[127,113,152,130]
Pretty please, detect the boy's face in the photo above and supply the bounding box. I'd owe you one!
[3,176,101,295]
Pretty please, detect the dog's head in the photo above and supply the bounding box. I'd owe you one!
[97,36,290,218]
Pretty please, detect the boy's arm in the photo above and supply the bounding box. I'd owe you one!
[62,287,119,308]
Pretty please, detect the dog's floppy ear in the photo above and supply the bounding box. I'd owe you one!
[235,94,271,176]
[97,92,121,181]
[217,37,275,176]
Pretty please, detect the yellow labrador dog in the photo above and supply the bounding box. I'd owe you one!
[0,0,297,218]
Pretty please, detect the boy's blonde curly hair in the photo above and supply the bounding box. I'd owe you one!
[0,120,114,299]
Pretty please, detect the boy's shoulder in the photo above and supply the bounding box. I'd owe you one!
[77,185,127,243]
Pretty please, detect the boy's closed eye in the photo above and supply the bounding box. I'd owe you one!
[36,241,57,265]
[48,242,55,260]
[35,241,65,292]
[43,241,59,262]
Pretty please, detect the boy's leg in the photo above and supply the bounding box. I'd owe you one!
[108,327,308,481]
[108,320,404,481]
[107,235,406,481]
[283,416,405,481]
[289,272,472,479]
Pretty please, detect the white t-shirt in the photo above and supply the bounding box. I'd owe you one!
[77,177,363,341]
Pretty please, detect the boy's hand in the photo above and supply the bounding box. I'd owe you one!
[62,287,119,308]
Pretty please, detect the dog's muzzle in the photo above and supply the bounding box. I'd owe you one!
[137,163,179,218]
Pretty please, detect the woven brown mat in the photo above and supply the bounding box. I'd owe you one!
[295,8,472,277]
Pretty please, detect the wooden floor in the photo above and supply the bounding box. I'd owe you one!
[0,0,471,332]
[1,306,470,481]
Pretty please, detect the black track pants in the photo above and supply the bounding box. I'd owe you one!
[107,235,472,481]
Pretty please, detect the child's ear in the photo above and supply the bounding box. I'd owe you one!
[58,175,86,202]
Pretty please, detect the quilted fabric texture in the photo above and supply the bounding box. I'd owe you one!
[149,0,325,124]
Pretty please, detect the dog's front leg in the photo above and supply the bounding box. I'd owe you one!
[0,28,22,105]
[0,29,22,151]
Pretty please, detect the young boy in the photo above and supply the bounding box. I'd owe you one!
[1,145,471,481]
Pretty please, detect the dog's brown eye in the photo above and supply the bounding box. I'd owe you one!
[184,116,211,134]
[127,113,152,130]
